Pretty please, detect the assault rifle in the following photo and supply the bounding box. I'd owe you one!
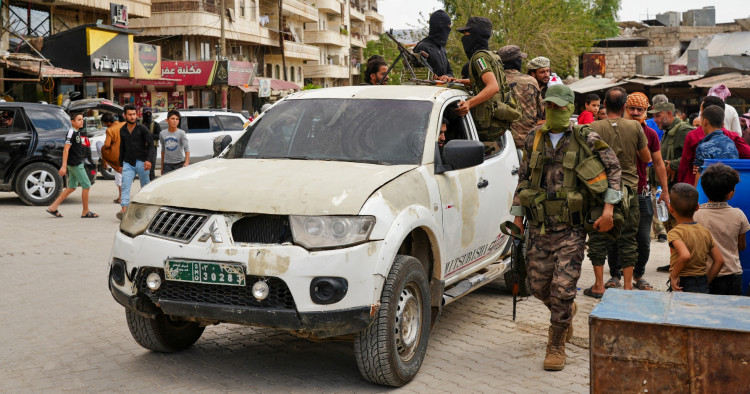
[500,221,527,321]
[379,29,465,88]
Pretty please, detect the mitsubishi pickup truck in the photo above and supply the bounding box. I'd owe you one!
[107,85,520,386]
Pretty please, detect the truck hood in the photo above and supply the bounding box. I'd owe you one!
[134,158,418,215]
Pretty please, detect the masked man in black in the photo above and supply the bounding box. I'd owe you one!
[412,10,454,82]
[140,107,161,180]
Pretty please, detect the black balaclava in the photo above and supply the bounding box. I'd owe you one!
[142,112,152,124]
[505,57,523,72]
[427,10,451,47]
[461,29,490,59]
[461,62,469,79]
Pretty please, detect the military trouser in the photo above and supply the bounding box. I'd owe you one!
[588,186,639,269]
[607,195,652,279]
[526,225,586,326]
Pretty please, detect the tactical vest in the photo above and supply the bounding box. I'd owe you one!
[468,50,522,139]
[518,126,617,234]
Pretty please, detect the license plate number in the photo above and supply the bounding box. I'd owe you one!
[165,260,246,286]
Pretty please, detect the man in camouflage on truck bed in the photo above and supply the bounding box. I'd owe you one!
[511,84,622,371]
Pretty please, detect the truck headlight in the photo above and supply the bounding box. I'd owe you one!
[120,203,161,237]
[290,216,375,249]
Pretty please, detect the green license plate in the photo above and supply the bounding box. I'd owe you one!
[165,260,246,286]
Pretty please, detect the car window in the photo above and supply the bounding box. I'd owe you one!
[185,116,221,133]
[225,99,431,165]
[216,115,245,131]
[0,110,17,135]
[25,108,71,133]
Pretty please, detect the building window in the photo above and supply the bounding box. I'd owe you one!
[298,66,302,82]
[275,65,280,79]
[290,67,295,82]
[240,0,245,17]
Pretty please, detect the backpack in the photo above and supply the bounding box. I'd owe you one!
[468,50,522,132]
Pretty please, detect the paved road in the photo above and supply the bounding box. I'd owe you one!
[0,179,671,392]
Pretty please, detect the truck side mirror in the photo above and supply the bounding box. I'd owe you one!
[436,140,484,173]
[213,135,232,157]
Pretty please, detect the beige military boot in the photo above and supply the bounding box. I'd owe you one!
[543,324,568,371]
[566,302,577,342]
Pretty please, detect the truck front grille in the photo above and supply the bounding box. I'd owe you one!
[231,214,293,244]
[146,208,208,243]
[136,268,296,310]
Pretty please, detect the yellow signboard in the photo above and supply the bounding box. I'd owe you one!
[131,43,162,79]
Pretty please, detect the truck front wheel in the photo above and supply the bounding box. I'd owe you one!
[354,255,431,387]
[126,309,205,353]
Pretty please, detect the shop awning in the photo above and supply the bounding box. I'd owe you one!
[567,75,626,94]
[234,84,256,93]
[689,73,750,89]
[270,79,301,91]
[41,65,82,78]
[623,74,702,87]
[0,52,43,80]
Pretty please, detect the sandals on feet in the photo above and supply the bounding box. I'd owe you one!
[46,209,63,218]
[81,212,99,218]
[604,277,621,289]
[634,278,653,290]
[583,287,604,299]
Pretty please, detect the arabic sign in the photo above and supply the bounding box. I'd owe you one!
[132,43,161,79]
[225,61,257,87]
[86,27,132,77]
[110,3,128,27]
[161,61,218,86]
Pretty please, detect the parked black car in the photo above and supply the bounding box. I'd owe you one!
[0,102,96,205]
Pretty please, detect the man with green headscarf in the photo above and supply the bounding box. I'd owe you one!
[511,84,622,371]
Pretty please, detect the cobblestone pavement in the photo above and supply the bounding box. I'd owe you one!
[0,180,671,393]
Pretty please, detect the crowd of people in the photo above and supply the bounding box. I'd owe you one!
[361,11,750,372]
[45,105,190,220]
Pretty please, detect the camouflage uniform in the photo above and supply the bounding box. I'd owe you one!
[513,124,622,325]
[469,50,507,145]
[505,69,543,148]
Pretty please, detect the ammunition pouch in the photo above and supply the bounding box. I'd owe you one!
[562,191,585,227]
[519,188,546,225]
[576,155,608,194]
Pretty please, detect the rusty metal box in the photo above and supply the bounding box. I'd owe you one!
[590,290,750,392]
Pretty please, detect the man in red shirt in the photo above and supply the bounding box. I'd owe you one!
[677,96,750,185]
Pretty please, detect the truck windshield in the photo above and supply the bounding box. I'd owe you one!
[225,99,432,165]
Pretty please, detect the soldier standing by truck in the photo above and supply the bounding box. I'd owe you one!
[511,84,622,371]
[453,17,520,155]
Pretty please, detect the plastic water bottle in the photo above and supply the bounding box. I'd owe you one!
[655,186,669,222]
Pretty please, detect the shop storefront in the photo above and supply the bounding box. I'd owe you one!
[35,24,139,99]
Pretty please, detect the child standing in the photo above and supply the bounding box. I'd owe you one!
[695,163,749,295]
[667,183,724,293]
[159,109,190,175]
[577,93,600,125]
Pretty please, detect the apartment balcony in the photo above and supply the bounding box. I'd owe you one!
[282,0,318,22]
[303,64,350,79]
[350,34,366,48]
[316,0,341,15]
[281,41,320,61]
[151,1,219,14]
[365,9,383,23]
[349,7,365,22]
[366,33,381,42]
[305,29,346,47]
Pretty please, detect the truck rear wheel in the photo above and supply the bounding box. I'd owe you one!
[126,309,204,353]
[354,255,430,387]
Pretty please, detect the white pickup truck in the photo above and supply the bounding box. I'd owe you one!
[108,85,520,386]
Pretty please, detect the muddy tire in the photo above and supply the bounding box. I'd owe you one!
[14,162,62,206]
[126,309,204,353]
[354,255,430,387]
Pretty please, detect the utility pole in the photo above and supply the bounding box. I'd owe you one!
[220,0,228,109]
[279,0,287,81]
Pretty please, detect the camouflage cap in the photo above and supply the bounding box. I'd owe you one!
[527,56,550,70]
[498,45,527,62]
[647,102,675,114]
[543,84,575,107]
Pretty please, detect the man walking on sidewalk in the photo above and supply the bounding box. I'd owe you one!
[118,103,154,220]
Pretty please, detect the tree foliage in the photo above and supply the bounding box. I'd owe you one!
[441,0,622,77]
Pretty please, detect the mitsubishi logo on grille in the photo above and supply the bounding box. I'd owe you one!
[198,220,222,243]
